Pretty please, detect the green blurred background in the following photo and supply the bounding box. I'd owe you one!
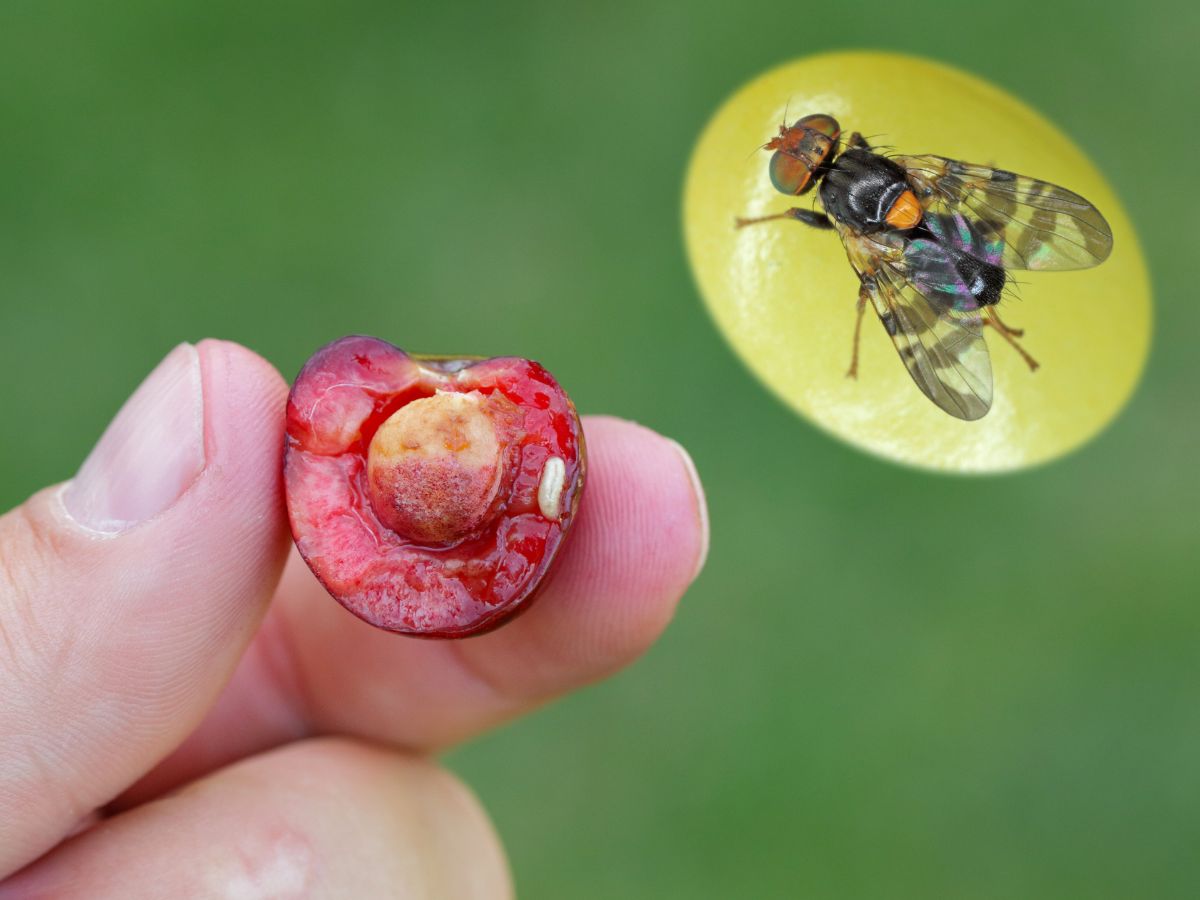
[2,1,1196,896]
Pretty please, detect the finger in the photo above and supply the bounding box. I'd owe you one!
[0,341,290,877]
[0,738,511,900]
[123,416,708,799]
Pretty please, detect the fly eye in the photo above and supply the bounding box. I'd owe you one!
[795,113,841,141]
[769,151,814,195]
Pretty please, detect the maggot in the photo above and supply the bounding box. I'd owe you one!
[537,456,566,521]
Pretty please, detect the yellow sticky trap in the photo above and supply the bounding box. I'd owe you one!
[683,52,1151,473]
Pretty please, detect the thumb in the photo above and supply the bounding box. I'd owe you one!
[0,340,290,877]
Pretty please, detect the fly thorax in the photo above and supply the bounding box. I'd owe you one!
[820,148,913,233]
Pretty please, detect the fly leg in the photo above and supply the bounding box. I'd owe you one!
[987,306,1024,337]
[735,208,833,230]
[983,309,1039,371]
[845,286,868,379]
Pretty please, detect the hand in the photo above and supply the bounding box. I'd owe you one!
[0,341,708,897]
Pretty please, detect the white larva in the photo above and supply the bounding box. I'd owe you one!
[537,456,566,521]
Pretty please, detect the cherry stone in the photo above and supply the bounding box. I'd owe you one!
[366,391,506,545]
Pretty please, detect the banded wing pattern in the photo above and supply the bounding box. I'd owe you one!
[895,155,1113,271]
[835,223,993,420]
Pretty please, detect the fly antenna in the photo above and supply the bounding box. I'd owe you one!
[744,141,770,162]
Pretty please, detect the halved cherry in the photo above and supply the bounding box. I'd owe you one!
[284,335,585,637]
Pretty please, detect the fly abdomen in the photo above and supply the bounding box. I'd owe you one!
[903,211,1008,312]
[903,230,1006,314]
[954,251,1005,307]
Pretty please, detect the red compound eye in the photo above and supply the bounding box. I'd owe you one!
[284,335,586,637]
[768,149,816,194]
[795,113,840,141]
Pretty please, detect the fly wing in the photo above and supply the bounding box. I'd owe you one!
[836,223,993,420]
[894,154,1112,271]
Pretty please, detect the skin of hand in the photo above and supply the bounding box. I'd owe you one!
[0,340,709,898]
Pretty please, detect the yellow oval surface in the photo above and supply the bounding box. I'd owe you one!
[684,52,1151,473]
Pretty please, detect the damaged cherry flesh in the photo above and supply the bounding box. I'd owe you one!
[284,335,585,637]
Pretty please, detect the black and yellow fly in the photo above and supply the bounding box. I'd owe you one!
[737,114,1112,420]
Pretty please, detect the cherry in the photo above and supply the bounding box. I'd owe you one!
[284,336,585,637]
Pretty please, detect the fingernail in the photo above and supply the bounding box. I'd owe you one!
[667,439,709,582]
[62,344,205,534]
